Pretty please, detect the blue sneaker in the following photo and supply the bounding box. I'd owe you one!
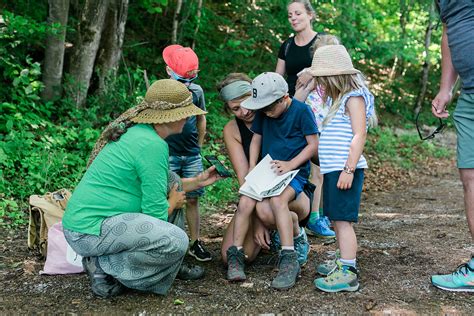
[431,261,474,292]
[294,228,310,266]
[306,217,336,238]
[323,216,332,228]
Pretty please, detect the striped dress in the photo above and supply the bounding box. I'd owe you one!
[318,88,375,175]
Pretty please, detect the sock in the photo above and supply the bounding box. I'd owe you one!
[469,255,474,269]
[309,211,320,223]
[339,258,357,268]
[319,207,324,217]
[236,246,243,250]
[282,246,294,251]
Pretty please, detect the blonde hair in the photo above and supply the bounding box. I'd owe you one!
[314,73,378,128]
[311,34,340,55]
[287,0,316,23]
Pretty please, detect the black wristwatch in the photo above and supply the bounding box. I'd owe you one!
[343,165,355,174]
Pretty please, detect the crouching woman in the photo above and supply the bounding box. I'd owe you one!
[62,79,220,298]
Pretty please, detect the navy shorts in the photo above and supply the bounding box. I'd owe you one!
[169,154,204,198]
[323,169,364,222]
[289,174,307,199]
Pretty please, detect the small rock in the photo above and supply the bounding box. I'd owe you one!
[240,282,254,288]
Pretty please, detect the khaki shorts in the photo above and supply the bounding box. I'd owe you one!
[453,93,474,168]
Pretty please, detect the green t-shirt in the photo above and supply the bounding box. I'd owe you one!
[63,124,170,236]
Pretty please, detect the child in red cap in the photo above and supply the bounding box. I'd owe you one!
[162,45,211,262]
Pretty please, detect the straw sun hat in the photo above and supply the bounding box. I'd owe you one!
[131,79,206,124]
[308,45,361,77]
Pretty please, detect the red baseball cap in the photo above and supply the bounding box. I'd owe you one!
[162,45,199,79]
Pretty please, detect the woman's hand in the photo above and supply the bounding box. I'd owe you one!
[254,220,270,250]
[337,172,354,190]
[197,166,221,188]
[271,160,293,175]
[168,183,186,214]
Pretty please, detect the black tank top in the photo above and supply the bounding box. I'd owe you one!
[235,118,253,161]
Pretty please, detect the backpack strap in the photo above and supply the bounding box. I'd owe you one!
[284,36,294,59]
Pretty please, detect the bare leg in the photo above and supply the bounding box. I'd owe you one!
[221,214,261,264]
[334,221,357,260]
[233,195,257,247]
[459,168,474,240]
[310,163,324,215]
[186,198,199,242]
[269,187,296,247]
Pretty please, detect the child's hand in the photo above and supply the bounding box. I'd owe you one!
[168,183,186,211]
[337,172,354,190]
[271,160,293,175]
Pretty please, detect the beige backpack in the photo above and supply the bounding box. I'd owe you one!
[28,189,71,257]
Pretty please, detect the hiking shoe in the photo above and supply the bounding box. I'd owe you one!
[176,263,205,280]
[294,228,310,266]
[314,260,359,292]
[316,249,340,276]
[431,261,474,292]
[270,230,281,253]
[271,250,301,290]
[188,239,212,262]
[306,217,335,238]
[226,246,246,281]
[82,257,125,298]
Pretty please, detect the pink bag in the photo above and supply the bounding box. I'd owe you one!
[40,222,84,275]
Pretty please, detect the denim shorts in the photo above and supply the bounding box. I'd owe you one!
[453,93,474,168]
[323,169,364,222]
[169,154,204,198]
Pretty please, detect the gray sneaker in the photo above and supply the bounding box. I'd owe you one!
[226,246,246,281]
[176,263,205,280]
[316,249,340,276]
[271,250,300,290]
[82,257,125,298]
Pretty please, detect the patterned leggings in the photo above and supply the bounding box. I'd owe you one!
[64,171,188,295]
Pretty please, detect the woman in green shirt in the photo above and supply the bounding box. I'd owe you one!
[63,79,220,298]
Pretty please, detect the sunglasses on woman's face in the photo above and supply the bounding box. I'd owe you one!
[170,70,198,84]
[415,111,446,140]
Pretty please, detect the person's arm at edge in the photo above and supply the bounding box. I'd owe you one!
[432,24,458,119]
[223,119,249,185]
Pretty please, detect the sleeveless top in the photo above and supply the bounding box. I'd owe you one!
[318,88,375,175]
[235,117,253,161]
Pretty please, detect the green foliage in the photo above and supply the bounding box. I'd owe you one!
[0,2,455,225]
[366,127,451,169]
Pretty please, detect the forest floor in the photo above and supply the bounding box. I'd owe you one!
[1,131,474,314]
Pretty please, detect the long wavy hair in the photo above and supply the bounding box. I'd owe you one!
[314,73,378,128]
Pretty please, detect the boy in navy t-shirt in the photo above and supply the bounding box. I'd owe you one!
[228,72,318,290]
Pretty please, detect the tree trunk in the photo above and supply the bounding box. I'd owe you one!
[68,0,109,107]
[42,0,70,102]
[96,0,129,94]
[191,0,203,50]
[414,2,436,114]
[171,0,183,44]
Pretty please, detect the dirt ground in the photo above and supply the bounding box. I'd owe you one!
[1,137,474,314]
